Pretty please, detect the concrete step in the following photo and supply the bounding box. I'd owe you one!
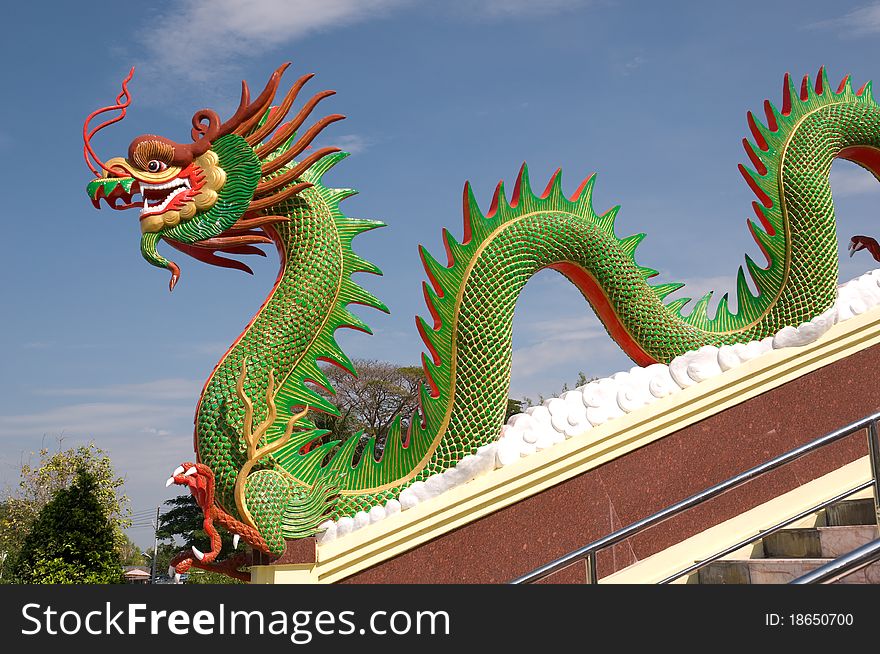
[825,498,877,526]
[698,558,880,584]
[762,525,878,558]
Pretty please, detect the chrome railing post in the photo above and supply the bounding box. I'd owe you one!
[587,552,598,584]
[867,420,880,529]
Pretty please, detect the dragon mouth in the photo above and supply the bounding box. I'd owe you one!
[140,178,192,218]
[88,177,142,211]
[87,169,204,224]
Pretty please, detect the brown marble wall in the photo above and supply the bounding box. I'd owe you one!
[338,343,880,584]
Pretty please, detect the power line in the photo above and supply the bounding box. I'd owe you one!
[130,509,166,516]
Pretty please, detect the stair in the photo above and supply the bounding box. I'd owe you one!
[697,498,880,584]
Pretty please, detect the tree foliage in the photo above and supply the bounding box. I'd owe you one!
[308,360,424,462]
[118,532,145,566]
[317,360,424,438]
[10,468,123,584]
[0,442,132,581]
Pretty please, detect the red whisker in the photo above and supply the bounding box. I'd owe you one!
[83,68,135,176]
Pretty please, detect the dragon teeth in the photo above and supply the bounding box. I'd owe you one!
[142,178,189,191]
[140,178,191,214]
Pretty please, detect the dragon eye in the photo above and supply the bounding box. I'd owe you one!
[147,160,168,173]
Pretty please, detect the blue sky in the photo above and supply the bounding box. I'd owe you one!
[3,0,880,547]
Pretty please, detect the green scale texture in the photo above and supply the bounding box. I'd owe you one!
[182,72,880,548]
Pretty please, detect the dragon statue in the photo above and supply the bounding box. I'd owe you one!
[83,63,880,581]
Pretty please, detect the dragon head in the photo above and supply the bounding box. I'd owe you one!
[84,63,344,290]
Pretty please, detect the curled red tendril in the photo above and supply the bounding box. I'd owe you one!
[83,68,135,176]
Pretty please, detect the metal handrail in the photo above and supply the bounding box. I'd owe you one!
[658,481,873,584]
[791,537,880,584]
[510,410,880,584]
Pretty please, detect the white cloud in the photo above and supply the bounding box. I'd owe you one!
[333,134,374,155]
[831,166,880,197]
[511,322,613,379]
[464,0,592,18]
[808,3,880,35]
[137,0,410,82]
[140,427,172,437]
[1,378,200,443]
[34,378,203,402]
[622,55,647,75]
[22,341,54,350]
[0,401,193,441]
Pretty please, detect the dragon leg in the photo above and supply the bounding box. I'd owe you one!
[167,461,270,576]
[242,470,292,556]
[231,358,335,554]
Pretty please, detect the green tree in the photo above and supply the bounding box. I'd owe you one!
[118,533,145,566]
[505,398,524,421]
[0,442,131,579]
[10,468,123,584]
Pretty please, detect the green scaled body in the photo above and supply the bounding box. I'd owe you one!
[87,67,880,558]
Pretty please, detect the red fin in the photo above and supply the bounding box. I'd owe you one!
[570,173,595,202]
[747,112,769,151]
[487,180,504,218]
[166,240,255,275]
[781,72,792,116]
[511,162,527,207]
[541,168,561,199]
[763,100,778,132]
[739,164,773,208]
[742,138,767,176]
[461,182,474,244]
[752,201,776,236]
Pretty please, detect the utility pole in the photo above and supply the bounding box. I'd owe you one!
[150,506,161,584]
